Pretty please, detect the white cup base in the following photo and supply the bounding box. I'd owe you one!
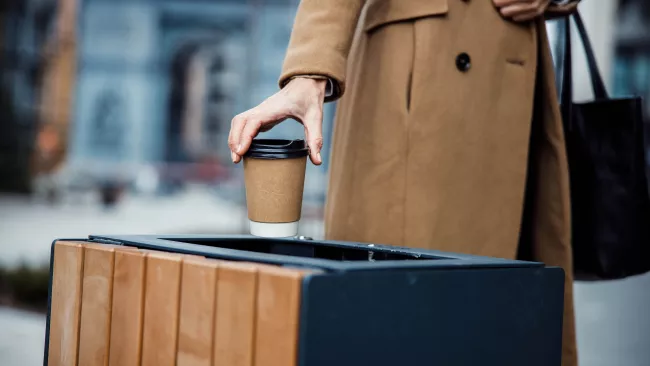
[249,220,299,238]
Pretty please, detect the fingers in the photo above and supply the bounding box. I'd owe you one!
[498,3,534,18]
[228,114,246,163]
[238,118,263,159]
[228,114,263,164]
[493,0,547,22]
[228,77,326,165]
[228,103,288,163]
[513,9,542,22]
[303,107,324,165]
[493,0,523,6]
[259,121,281,133]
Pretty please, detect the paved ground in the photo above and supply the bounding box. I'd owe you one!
[1,191,648,365]
[0,188,325,268]
[0,307,46,366]
[574,274,650,366]
[0,188,247,267]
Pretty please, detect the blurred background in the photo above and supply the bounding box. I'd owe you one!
[0,0,649,365]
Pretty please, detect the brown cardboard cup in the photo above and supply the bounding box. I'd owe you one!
[243,139,308,237]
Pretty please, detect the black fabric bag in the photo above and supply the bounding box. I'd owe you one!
[556,12,650,280]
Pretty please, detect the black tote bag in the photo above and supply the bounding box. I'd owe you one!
[556,12,650,280]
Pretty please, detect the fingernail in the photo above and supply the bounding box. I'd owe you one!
[237,144,242,154]
[231,151,237,163]
[317,152,322,162]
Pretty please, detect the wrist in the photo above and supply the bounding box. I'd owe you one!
[286,77,327,98]
[291,76,327,89]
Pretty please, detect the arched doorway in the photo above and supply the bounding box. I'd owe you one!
[165,39,237,162]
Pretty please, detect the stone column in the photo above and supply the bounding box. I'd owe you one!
[34,0,77,175]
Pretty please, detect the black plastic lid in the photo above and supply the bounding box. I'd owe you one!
[244,139,309,159]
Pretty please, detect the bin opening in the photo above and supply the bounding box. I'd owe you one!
[171,238,432,262]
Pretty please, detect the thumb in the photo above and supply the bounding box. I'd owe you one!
[303,107,324,166]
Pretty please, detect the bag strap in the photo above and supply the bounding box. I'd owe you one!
[560,16,573,126]
[553,18,567,100]
[573,12,609,99]
[559,11,610,126]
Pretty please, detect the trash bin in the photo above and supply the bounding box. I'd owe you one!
[44,235,564,366]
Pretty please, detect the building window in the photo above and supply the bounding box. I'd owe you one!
[89,88,126,158]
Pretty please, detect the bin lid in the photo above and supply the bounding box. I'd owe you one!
[87,234,544,272]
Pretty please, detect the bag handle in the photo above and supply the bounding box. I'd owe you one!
[559,16,573,125]
[573,12,609,99]
[560,11,610,125]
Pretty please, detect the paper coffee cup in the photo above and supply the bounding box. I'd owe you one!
[243,139,308,237]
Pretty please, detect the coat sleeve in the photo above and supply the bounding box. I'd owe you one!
[279,0,366,102]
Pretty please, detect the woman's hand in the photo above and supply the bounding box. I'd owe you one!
[493,0,552,22]
[228,77,327,165]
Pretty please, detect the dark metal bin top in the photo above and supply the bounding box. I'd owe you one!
[85,234,543,272]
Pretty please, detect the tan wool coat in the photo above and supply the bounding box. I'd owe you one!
[280,1,580,365]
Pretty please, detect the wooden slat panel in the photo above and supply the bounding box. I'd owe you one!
[213,262,259,366]
[141,252,183,366]
[254,266,307,366]
[78,244,116,366]
[177,258,219,366]
[48,241,85,366]
[108,249,147,366]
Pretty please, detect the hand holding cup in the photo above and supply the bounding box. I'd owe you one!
[228,77,327,165]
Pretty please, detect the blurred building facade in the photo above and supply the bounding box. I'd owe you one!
[0,0,59,192]
[70,0,335,183]
[613,0,650,116]
[1,0,649,198]
[1,0,336,197]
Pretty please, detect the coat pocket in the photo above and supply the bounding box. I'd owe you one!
[363,0,448,33]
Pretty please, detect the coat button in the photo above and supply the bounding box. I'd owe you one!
[456,53,471,72]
